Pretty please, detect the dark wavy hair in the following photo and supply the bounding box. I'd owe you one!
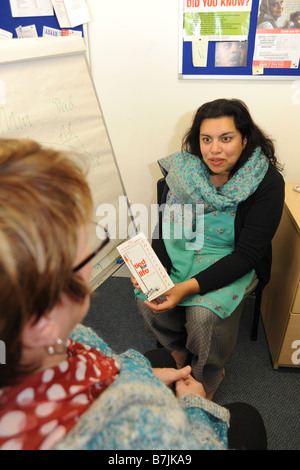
[182,98,283,174]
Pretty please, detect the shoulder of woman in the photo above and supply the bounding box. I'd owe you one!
[70,324,114,357]
[260,164,285,190]
[238,165,284,210]
[257,20,273,29]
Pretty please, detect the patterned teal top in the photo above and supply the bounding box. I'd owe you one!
[164,190,255,318]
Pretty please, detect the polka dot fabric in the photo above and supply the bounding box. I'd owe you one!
[0,340,120,450]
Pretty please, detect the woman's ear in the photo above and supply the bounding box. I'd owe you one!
[242,136,247,149]
[21,314,59,350]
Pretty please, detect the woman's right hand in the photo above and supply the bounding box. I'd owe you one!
[130,275,142,292]
[175,374,207,399]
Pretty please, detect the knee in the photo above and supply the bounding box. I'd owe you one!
[224,402,267,450]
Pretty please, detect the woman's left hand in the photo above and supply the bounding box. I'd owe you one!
[144,279,200,313]
[152,365,192,386]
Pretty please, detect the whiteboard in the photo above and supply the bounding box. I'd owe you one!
[0,37,128,288]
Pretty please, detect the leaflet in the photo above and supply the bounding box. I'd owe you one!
[117,232,174,302]
[51,0,90,28]
[10,0,53,17]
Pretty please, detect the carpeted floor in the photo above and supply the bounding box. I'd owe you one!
[82,274,300,451]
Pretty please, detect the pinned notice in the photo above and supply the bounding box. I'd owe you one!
[192,37,208,67]
[117,232,174,301]
[10,0,53,17]
[51,0,90,28]
[0,28,13,40]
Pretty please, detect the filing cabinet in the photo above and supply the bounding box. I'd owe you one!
[261,183,300,369]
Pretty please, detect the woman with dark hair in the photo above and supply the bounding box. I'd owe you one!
[182,98,281,173]
[133,98,285,400]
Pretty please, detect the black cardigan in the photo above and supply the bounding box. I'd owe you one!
[152,164,285,295]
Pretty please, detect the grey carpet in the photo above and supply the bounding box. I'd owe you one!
[82,276,300,451]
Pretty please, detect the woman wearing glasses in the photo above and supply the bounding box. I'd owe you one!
[0,139,266,450]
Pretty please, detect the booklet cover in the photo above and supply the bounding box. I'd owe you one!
[117,232,174,301]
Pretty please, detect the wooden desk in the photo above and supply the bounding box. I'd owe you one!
[261,183,300,369]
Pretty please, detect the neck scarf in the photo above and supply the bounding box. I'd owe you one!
[0,340,120,450]
[158,147,269,213]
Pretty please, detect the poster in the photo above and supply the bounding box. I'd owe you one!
[253,0,300,69]
[183,0,252,41]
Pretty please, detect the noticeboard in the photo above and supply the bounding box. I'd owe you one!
[0,1,84,38]
[179,0,300,79]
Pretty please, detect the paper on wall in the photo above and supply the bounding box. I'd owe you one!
[51,0,90,28]
[10,0,53,17]
[183,0,252,42]
[117,232,174,302]
[43,26,62,37]
[253,30,300,69]
[16,25,38,38]
[62,29,82,37]
[192,37,208,67]
[0,28,13,40]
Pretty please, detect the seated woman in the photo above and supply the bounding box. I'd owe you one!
[133,98,284,400]
[0,138,266,450]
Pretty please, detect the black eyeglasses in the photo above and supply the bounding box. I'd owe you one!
[72,224,110,273]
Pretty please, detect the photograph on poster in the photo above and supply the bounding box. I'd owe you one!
[215,40,248,66]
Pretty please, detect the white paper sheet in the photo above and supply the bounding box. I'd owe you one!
[51,0,90,28]
[253,31,300,69]
[10,0,53,17]
[0,28,13,40]
[16,25,38,38]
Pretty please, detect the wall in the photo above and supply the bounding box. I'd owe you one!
[86,0,300,219]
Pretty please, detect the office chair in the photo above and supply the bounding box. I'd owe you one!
[155,177,261,341]
[248,283,262,341]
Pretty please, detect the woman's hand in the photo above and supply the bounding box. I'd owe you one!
[144,279,200,313]
[175,374,207,398]
[130,274,142,292]
[153,366,207,399]
[152,365,192,386]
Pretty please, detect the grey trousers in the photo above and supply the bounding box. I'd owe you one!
[136,278,256,393]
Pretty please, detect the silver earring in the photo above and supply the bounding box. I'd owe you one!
[47,337,67,355]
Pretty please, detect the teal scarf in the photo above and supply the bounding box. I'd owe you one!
[159,147,269,213]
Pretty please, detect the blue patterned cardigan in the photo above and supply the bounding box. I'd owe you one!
[53,324,229,450]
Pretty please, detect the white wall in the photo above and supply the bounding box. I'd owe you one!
[86,0,300,214]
